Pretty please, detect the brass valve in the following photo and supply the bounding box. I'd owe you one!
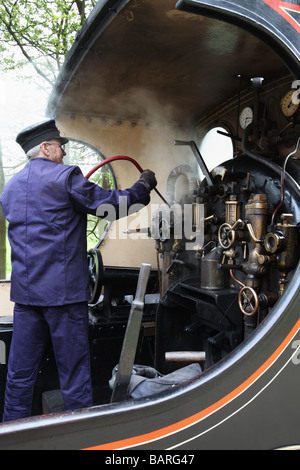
[238,286,259,316]
[218,223,235,249]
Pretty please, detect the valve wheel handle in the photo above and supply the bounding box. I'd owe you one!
[218,223,235,249]
[87,248,104,304]
[238,286,259,316]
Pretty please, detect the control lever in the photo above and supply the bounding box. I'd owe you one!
[110,263,152,402]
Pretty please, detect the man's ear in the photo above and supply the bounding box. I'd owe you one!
[41,142,49,156]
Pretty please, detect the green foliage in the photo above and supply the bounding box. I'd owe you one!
[0,0,97,85]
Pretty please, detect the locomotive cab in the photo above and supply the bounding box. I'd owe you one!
[1,0,300,448]
[43,0,300,409]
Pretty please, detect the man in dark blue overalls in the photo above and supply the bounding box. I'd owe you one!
[0,119,157,421]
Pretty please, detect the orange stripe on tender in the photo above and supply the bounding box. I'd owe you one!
[84,319,300,450]
[262,0,300,34]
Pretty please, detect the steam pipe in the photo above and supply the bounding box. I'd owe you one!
[85,155,170,206]
[174,140,214,187]
[242,125,300,199]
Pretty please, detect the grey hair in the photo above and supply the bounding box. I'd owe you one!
[26,143,42,159]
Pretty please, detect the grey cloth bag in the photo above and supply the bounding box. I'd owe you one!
[128,363,202,399]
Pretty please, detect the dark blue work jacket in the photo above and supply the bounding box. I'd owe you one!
[0,157,150,306]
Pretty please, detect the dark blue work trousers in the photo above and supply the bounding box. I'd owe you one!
[2,302,93,422]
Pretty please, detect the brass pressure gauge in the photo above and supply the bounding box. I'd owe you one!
[280,90,299,118]
[239,107,253,129]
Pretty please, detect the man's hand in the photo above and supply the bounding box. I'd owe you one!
[138,170,157,191]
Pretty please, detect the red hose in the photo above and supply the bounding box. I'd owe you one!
[85,154,170,206]
[85,155,143,179]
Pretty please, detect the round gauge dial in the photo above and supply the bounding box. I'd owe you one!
[280,90,299,118]
[239,107,253,129]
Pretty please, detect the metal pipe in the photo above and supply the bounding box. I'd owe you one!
[165,351,206,363]
[174,140,214,187]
